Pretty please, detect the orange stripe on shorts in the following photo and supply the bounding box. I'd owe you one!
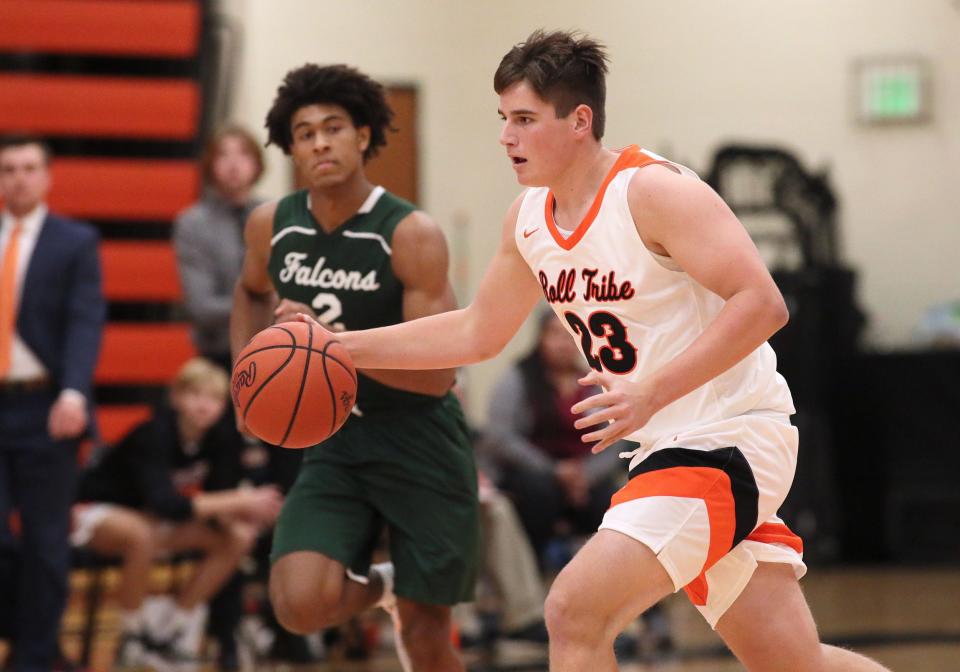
[745,522,803,554]
[610,466,737,602]
[683,521,804,606]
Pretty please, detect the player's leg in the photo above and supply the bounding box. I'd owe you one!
[267,429,384,633]
[716,562,889,672]
[369,395,480,670]
[545,529,674,672]
[821,646,890,671]
[395,598,463,672]
[269,550,383,633]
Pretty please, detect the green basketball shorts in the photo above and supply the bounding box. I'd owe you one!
[270,393,479,605]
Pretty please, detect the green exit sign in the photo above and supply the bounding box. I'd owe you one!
[857,58,929,123]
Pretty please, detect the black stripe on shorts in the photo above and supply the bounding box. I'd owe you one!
[628,446,760,548]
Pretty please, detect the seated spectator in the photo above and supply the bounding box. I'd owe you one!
[480,310,623,564]
[72,358,282,668]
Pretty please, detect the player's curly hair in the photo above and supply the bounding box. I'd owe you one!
[494,29,610,140]
[264,63,394,161]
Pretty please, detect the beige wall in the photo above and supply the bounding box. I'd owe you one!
[218,0,960,421]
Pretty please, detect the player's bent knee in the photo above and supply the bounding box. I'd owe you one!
[544,584,593,644]
[270,571,344,633]
[272,587,340,634]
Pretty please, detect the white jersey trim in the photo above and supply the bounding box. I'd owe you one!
[342,230,392,255]
[357,185,386,213]
[274,186,389,248]
[270,226,316,246]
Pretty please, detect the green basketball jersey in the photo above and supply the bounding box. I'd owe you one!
[268,186,440,413]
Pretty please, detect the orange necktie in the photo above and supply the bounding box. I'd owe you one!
[0,219,24,378]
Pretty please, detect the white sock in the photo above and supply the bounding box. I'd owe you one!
[369,562,395,609]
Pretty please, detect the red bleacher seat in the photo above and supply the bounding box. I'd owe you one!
[0,0,200,58]
[0,74,199,140]
[100,242,183,302]
[49,159,199,221]
[96,405,153,445]
[96,324,196,384]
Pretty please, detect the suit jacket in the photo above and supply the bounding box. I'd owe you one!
[16,212,105,400]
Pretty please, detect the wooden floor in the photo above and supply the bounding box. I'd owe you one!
[40,564,960,671]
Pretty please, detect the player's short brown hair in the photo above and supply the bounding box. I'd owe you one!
[494,29,610,140]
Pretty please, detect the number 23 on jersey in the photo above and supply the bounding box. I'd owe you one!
[564,310,638,375]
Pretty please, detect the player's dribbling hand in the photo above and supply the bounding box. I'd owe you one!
[292,311,345,333]
[274,299,316,324]
[571,371,660,453]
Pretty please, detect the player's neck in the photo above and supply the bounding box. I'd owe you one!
[308,173,374,233]
[548,145,619,224]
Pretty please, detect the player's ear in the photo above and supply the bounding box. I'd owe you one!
[356,125,371,154]
[571,104,593,138]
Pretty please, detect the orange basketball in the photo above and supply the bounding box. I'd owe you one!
[231,321,357,448]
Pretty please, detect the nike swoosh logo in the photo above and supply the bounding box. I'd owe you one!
[523,228,539,238]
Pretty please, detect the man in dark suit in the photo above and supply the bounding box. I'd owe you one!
[0,137,105,672]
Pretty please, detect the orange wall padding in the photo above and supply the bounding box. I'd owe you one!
[0,0,200,58]
[101,242,183,301]
[0,74,199,139]
[49,159,199,221]
[96,404,153,444]
[96,324,196,384]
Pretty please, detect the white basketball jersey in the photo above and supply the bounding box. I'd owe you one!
[515,146,795,449]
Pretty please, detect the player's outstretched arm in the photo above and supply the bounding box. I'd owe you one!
[230,201,279,364]
[320,195,542,370]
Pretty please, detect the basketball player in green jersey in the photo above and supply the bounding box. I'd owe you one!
[230,64,477,672]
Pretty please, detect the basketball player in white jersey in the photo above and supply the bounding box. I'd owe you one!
[295,30,890,672]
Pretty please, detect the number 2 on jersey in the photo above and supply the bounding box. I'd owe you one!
[564,311,638,374]
[311,292,345,332]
